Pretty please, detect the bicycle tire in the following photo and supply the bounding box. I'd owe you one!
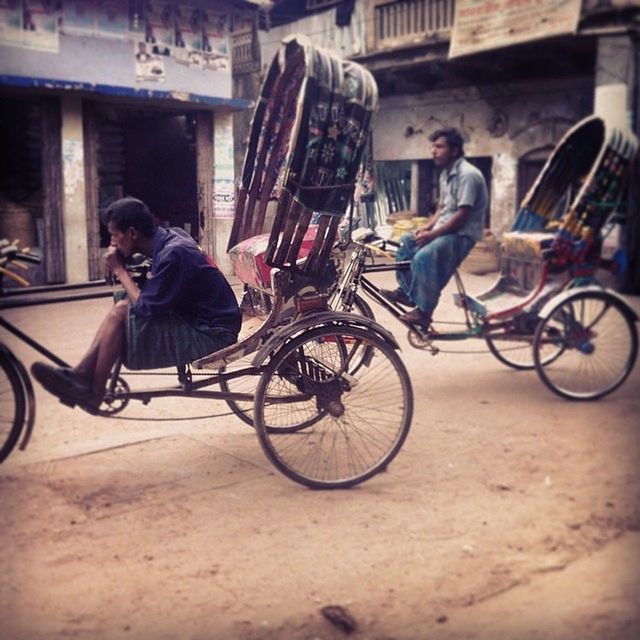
[219,292,375,429]
[219,357,263,427]
[485,327,565,370]
[533,290,638,400]
[253,325,413,489]
[0,345,27,463]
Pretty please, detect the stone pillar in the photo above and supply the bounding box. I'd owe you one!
[594,34,635,128]
[211,110,236,275]
[490,152,518,237]
[60,94,89,282]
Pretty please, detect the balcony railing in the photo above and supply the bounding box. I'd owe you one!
[231,28,260,74]
[374,0,455,47]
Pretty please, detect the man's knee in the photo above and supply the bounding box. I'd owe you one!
[397,232,415,260]
[109,300,129,322]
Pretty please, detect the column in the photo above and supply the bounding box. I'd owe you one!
[594,34,635,128]
[211,110,236,275]
[60,94,89,282]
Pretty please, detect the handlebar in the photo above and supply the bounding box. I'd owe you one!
[0,239,41,266]
[0,239,41,288]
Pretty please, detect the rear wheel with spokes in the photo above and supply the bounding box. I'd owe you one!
[253,324,413,489]
[219,356,263,427]
[533,291,638,400]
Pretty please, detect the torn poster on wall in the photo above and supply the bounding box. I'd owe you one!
[145,0,174,56]
[1,0,59,52]
[134,39,166,81]
[202,7,229,71]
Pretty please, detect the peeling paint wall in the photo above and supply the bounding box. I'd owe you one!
[61,95,89,283]
[373,76,593,235]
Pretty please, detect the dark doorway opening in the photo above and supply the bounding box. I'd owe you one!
[90,104,198,249]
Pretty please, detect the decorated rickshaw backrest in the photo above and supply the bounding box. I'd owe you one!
[228,35,378,279]
[510,115,638,270]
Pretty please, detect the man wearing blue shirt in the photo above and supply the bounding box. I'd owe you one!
[32,197,241,410]
[383,128,488,328]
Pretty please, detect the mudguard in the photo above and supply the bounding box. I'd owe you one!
[252,311,400,367]
[538,285,639,322]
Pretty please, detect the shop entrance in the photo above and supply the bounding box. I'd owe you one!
[86,103,199,277]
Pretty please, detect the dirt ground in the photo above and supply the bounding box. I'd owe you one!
[1,271,639,640]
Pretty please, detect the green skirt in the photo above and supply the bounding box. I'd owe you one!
[125,307,237,371]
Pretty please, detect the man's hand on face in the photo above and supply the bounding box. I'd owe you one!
[104,246,126,280]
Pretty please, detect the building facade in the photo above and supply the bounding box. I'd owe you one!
[260,0,640,289]
[0,0,262,283]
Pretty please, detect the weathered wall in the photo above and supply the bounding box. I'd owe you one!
[594,33,636,129]
[0,33,232,99]
[373,76,593,235]
[60,95,88,283]
[258,2,365,70]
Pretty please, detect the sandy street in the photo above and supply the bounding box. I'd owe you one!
[1,272,639,640]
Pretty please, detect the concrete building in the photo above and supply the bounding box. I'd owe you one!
[0,0,263,283]
[259,0,640,290]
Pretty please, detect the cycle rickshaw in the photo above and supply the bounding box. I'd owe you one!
[0,37,414,489]
[330,115,639,401]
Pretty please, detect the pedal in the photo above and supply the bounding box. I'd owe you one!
[407,329,439,353]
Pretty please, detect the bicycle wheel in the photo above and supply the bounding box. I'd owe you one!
[348,293,375,321]
[338,293,376,375]
[254,325,413,489]
[0,346,27,463]
[485,333,535,369]
[486,328,564,370]
[533,290,638,400]
[219,356,263,427]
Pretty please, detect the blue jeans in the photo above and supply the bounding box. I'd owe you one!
[396,233,475,318]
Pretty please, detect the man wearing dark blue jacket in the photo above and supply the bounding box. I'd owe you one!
[32,197,241,411]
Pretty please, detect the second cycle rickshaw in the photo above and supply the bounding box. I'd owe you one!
[330,115,639,401]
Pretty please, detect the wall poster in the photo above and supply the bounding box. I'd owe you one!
[145,0,174,55]
[61,0,96,36]
[96,0,127,38]
[134,38,166,81]
[0,0,24,47]
[174,4,203,67]
[202,7,229,71]
[22,0,59,51]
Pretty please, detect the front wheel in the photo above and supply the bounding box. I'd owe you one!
[253,324,413,489]
[0,346,27,463]
[533,291,638,400]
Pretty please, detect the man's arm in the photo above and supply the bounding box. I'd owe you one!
[415,206,472,246]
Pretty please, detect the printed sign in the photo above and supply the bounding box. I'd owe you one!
[0,0,24,47]
[449,0,582,59]
[96,0,127,38]
[134,39,166,81]
[145,0,174,55]
[202,7,229,70]
[62,0,96,36]
[22,0,59,51]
